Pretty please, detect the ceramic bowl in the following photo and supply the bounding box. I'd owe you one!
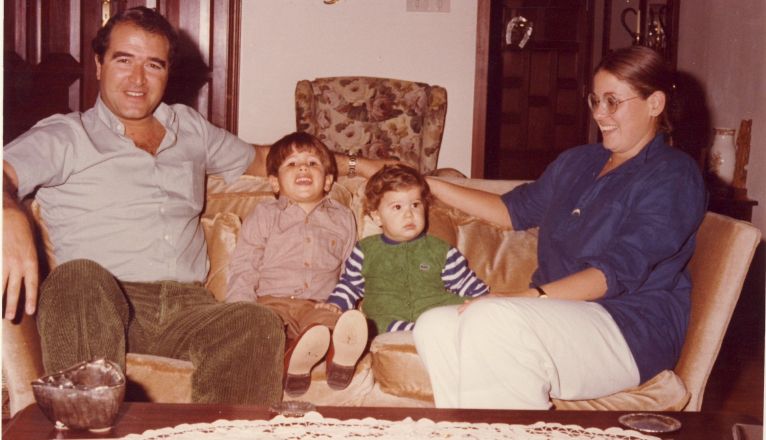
[31,358,125,431]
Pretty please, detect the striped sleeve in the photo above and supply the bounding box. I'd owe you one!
[387,320,415,332]
[327,244,366,311]
[441,247,489,298]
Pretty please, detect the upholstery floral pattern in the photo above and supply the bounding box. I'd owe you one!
[296,77,447,174]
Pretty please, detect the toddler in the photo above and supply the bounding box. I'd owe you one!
[326,164,489,335]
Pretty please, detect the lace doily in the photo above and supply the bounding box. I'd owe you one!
[121,412,661,440]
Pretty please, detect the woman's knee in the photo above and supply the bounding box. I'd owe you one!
[414,305,457,345]
[459,298,537,344]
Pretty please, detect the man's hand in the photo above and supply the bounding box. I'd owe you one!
[3,163,39,319]
[3,206,39,319]
[355,156,399,179]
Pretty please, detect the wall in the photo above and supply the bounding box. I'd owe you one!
[237,0,478,174]
[676,0,766,234]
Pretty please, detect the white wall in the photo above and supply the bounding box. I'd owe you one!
[677,0,766,234]
[237,0,478,174]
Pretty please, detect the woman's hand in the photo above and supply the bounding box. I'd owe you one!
[458,293,501,314]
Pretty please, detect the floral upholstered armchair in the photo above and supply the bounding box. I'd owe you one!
[295,76,448,174]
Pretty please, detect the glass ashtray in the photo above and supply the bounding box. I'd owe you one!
[269,400,316,417]
[618,413,682,434]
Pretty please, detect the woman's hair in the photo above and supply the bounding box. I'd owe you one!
[596,46,675,133]
[266,132,338,180]
[92,6,179,67]
[364,164,431,215]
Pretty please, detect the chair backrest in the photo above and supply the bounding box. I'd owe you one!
[676,211,761,411]
[295,76,447,174]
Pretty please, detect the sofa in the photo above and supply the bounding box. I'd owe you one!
[3,173,760,416]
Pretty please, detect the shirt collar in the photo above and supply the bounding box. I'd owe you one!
[599,133,666,174]
[94,96,178,149]
[381,231,427,245]
[276,194,335,213]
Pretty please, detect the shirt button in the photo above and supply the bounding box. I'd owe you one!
[571,208,581,216]
[160,207,166,214]
[306,237,311,243]
[304,261,310,268]
[164,234,171,241]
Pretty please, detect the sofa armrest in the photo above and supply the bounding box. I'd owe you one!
[2,314,45,417]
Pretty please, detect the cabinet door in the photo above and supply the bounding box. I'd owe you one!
[483,0,593,180]
[3,0,240,144]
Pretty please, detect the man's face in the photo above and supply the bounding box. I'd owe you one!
[95,23,170,125]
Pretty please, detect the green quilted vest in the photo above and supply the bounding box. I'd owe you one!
[360,234,465,334]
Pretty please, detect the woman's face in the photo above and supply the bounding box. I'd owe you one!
[591,70,663,160]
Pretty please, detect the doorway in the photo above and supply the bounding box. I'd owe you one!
[478,0,593,180]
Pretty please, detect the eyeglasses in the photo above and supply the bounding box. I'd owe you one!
[587,93,639,115]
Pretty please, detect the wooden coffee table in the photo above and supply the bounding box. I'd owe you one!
[2,402,760,439]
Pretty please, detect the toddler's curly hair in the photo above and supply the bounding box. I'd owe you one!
[364,164,431,215]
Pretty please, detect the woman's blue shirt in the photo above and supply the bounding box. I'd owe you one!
[502,134,707,382]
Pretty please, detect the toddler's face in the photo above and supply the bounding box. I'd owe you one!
[371,187,426,242]
[269,149,333,212]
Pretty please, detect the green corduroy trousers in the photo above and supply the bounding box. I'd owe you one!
[37,259,284,405]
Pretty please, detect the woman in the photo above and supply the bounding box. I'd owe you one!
[413,46,707,409]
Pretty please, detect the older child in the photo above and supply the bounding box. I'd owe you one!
[226,132,367,396]
[324,164,489,335]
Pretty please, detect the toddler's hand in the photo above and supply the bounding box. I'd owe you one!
[457,293,497,314]
[315,302,342,314]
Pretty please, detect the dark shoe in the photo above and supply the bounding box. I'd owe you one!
[326,310,368,390]
[284,325,330,397]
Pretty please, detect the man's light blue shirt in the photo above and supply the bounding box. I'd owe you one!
[4,97,255,283]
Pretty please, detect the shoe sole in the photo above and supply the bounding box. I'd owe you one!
[331,310,368,367]
[286,325,331,376]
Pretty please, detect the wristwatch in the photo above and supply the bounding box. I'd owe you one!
[347,153,358,178]
[532,284,548,298]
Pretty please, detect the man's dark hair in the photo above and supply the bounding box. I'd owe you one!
[92,6,178,67]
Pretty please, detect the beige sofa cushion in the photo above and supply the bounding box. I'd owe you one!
[201,213,242,302]
[370,331,434,403]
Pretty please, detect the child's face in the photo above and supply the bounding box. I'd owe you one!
[268,149,333,212]
[371,187,426,242]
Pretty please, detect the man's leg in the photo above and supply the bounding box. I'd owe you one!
[37,259,130,374]
[129,282,285,405]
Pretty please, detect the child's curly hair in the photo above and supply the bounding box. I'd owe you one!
[266,132,337,181]
[364,164,432,215]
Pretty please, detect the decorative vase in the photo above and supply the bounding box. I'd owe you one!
[708,128,737,185]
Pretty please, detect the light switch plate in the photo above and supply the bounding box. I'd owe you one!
[406,0,450,13]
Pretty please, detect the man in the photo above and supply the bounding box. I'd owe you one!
[2,6,376,405]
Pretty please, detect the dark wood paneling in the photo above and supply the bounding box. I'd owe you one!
[483,0,593,180]
[3,0,241,144]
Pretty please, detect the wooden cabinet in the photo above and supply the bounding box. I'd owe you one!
[708,193,759,222]
[601,0,680,67]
